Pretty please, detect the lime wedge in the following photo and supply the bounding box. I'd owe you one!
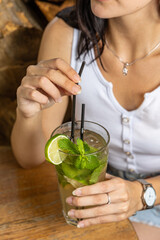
[64,176,86,188]
[45,134,68,165]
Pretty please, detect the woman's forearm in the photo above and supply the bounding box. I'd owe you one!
[11,108,46,168]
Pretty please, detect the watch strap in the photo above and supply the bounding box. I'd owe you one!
[137,179,152,190]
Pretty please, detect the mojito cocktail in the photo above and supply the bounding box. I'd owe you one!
[45,121,110,226]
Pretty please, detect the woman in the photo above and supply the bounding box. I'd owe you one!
[11,1,160,239]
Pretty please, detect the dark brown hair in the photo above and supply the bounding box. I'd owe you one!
[76,0,108,61]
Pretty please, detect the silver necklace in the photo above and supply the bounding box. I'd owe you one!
[105,38,160,76]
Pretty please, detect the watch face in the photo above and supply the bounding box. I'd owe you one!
[144,187,156,207]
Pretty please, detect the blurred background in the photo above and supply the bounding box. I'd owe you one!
[0,0,75,146]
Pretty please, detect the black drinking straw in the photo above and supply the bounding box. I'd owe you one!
[71,61,86,141]
[80,104,85,140]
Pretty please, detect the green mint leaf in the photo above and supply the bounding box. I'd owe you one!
[63,155,75,165]
[77,138,85,154]
[74,178,89,186]
[84,155,100,170]
[55,164,63,175]
[99,155,108,165]
[89,163,106,184]
[74,156,87,169]
[61,162,78,178]
[75,168,91,180]
[75,155,99,170]
[58,138,79,154]
[88,145,99,153]
[61,162,91,180]
[83,141,90,153]
[55,165,68,187]
[64,176,86,188]
[83,141,98,154]
[57,174,68,187]
[74,155,99,170]
[81,156,87,169]
[74,156,82,169]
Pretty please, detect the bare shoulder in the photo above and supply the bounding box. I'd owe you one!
[38,17,74,63]
[38,18,74,139]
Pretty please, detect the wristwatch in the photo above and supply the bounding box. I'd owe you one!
[137,179,156,209]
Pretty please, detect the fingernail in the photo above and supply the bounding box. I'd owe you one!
[76,89,81,95]
[68,210,75,217]
[56,98,62,103]
[73,74,81,83]
[72,188,81,196]
[72,85,81,94]
[77,222,84,228]
[66,197,73,205]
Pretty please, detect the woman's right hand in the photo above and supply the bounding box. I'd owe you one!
[17,58,81,118]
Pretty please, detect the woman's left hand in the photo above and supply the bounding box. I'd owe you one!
[66,173,143,228]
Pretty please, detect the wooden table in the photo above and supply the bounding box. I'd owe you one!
[0,146,138,240]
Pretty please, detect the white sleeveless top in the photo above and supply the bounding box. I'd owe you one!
[71,28,160,174]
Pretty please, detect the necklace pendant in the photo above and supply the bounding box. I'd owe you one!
[122,63,128,76]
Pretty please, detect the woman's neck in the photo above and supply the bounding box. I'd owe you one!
[106,1,160,62]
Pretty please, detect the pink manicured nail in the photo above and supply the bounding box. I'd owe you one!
[73,74,81,83]
[68,210,75,217]
[56,98,62,103]
[66,197,73,205]
[72,85,81,94]
[77,222,84,228]
[72,188,81,196]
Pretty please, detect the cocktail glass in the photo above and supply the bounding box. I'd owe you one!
[51,121,110,226]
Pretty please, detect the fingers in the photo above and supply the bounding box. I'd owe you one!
[66,177,137,228]
[68,203,136,228]
[76,204,137,228]
[68,202,130,219]
[24,58,82,105]
[44,68,81,95]
[17,86,49,105]
[67,190,135,228]
[29,58,81,83]
[22,76,62,103]
[76,212,131,228]
[72,178,120,196]
[66,193,110,207]
[25,67,81,95]
[17,58,78,117]
[66,188,129,207]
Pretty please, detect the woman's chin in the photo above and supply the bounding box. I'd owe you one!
[91,3,117,19]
